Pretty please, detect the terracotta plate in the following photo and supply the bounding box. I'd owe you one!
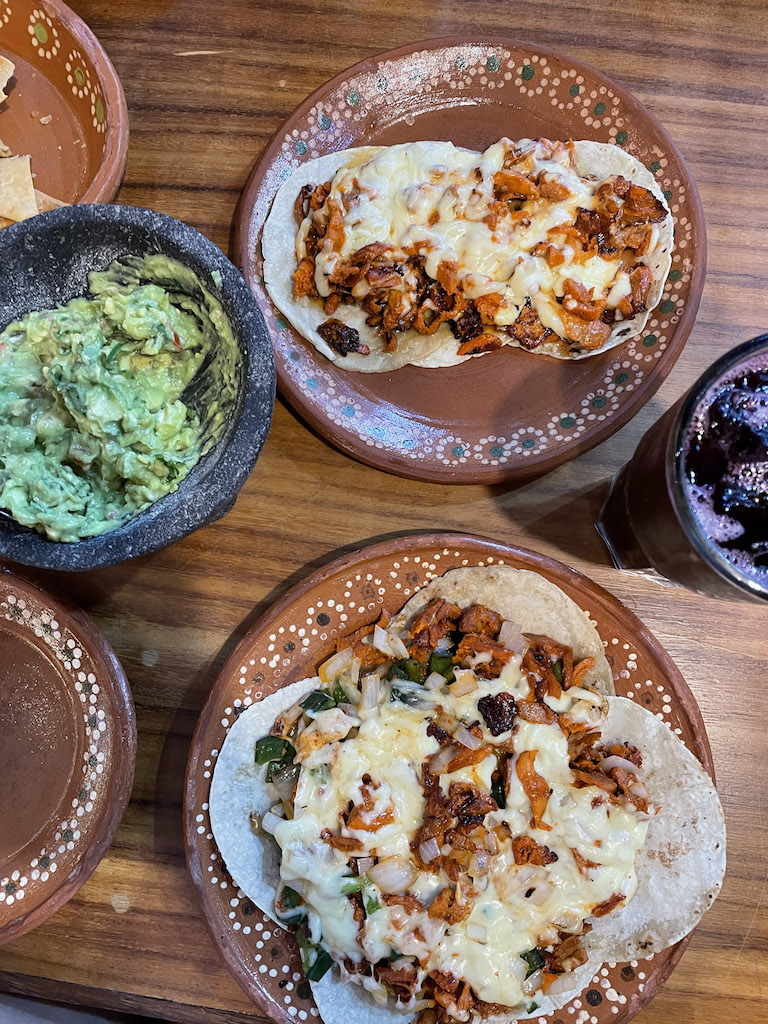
[186,532,714,1024]
[235,38,704,484]
[0,566,136,945]
[0,0,128,204]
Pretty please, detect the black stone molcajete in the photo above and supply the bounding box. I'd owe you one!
[0,204,276,571]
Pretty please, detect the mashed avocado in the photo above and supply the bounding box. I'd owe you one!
[0,255,239,542]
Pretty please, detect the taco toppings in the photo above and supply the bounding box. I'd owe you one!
[263,138,673,369]
[246,607,648,1018]
[209,566,725,1024]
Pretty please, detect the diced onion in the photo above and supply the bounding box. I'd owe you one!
[553,909,583,932]
[466,923,487,943]
[366,855,417,894]
[498,619,525,654]
[271,762,300,801]
[436,712,460,735]
[525,879,554,906]
[360,674,380,712]
[372,625,408,659]
[425,671,446,691]
[357,857,375,874]
[429,745,457,775]
[451,670,478,696]
[435,636,453,653]
[387,632,409,660]
[261,810,283,836]
[455,726,481,750]
[349,656,362,685]
[319,646,353,683]
[522,969,544,996]
[600,755,643,778]
[337,703,360,721]
[545,972,579,996]
[372,624,391,654]
[469,849,491,877]
[483,831,499,853]
[418,838,441,864]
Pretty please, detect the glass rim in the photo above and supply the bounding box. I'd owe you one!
[668,332,768,601]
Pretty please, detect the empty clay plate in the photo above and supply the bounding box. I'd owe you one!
[0,565,135,945]
[0,0,128,204]
[185,532,714,1024]
[235,38,705,484]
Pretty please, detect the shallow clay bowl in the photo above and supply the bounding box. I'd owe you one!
[186,532,714,1024]
[235,38,705,484]
[0,204,276,571]
[0,565,135,945]
[0,0,128,203]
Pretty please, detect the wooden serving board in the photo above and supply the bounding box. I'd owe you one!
[0,0,766,1022]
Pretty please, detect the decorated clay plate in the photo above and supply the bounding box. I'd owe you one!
[235,38,704,484]
[185,532,713,1023]
[0,566,136,944]
[0,0,128,204]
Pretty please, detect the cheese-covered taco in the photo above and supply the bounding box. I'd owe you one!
[262,139,673,370]
[210,567,724,1023]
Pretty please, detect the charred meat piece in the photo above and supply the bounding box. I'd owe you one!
[511,835,558,865]
[509,301,558,351]
[317,318,371,357]
[622,184,667,224]
[478,692,518,735]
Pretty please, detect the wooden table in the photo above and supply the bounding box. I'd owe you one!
[1,0,766,1021]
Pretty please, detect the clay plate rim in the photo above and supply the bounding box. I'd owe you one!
[1,0,129,203]
[185,531,713,1022]
[234,36,706,485]
[42,0,129,202]
[0,565,136,945]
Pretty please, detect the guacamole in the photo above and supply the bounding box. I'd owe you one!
[0,255,239,542]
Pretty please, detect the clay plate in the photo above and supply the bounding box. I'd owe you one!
[0,0,128,204]
[0,565,136,945]
[185,532,714,1024]
[235,38,705,484]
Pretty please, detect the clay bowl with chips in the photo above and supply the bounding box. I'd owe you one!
[0,203,276,571]
[0,0,128,226]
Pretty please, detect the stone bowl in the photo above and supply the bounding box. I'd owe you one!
[0,204,276,570]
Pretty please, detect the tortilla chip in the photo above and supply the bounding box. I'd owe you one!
[35,188,67,213]
[0,154,38,222]
[0,56,14,104]
[389,565,614,695]
[262,141,673,371]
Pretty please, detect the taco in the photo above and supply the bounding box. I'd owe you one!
[262,138,673,371]
[210,567,724,1023]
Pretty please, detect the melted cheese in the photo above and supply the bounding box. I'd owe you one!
[272,655,649,1012]
[302,138,631,328]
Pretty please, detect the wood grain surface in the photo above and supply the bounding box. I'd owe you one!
[0,1,766,1023]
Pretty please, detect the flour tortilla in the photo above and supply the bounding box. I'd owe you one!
[0,56,13,104]
[389,565,614,696]
[262,141,673,371]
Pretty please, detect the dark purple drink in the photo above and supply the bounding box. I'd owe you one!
[597,334,768,603]
[684,357,768,591]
